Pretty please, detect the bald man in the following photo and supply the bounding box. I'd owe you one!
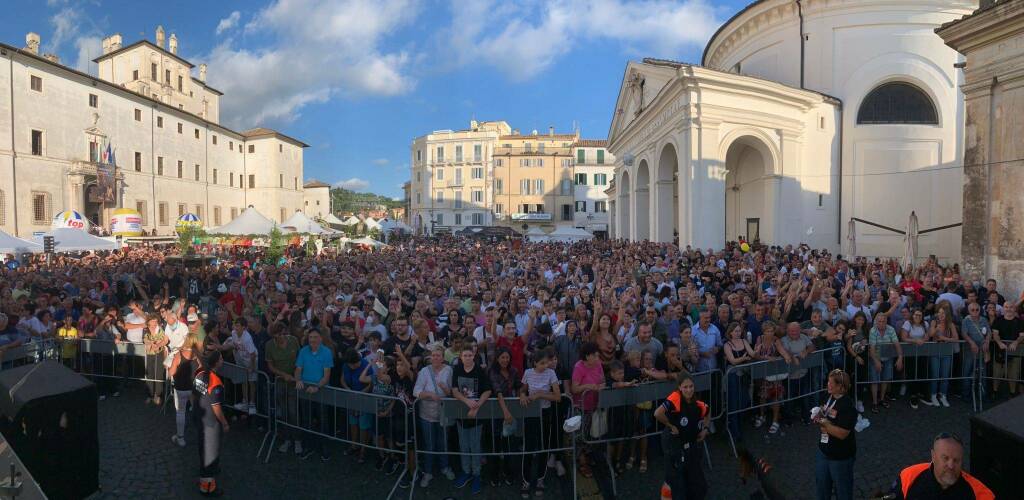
[894,433,993,499]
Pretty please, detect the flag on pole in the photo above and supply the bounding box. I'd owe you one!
[105,142,113,165]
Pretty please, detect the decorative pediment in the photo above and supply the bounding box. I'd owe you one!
[607,61,679,148]
[84,113,107,138]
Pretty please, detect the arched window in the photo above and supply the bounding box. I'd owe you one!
[857,82,938,125]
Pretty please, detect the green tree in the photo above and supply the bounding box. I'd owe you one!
[176,226,204,256]
[266,226,285,265]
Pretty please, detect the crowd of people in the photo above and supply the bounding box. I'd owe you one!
[0,235,1019,498]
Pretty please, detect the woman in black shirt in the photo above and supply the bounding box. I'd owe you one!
[814,369,856,500]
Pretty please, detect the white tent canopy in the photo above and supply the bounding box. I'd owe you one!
[378,218,413,233]
[341,215,361,225]
[525,226,549,243]
[321,213,346,226]
[210,207,277,235]
[363,217,381,230]
[0,230,42,254]
[349,236,387,248]
[34,228,119,252]
[281,211,330,234]
[548,225,594,242]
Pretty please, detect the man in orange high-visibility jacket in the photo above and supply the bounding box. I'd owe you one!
[895,433,993,500]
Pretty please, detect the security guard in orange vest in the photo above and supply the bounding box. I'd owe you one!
[895,433,993,500]
[654,372,710,500]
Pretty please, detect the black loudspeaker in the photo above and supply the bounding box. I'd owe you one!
[0,361,98,499]
[970,395,1024,499]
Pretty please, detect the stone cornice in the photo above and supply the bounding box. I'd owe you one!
[706,0,976,69]
[937,0,1024,53]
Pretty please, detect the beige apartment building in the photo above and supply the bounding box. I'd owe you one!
[492,128,579,232]
[409,120,509,233]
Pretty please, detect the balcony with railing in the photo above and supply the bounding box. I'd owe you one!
[494,146,572,156]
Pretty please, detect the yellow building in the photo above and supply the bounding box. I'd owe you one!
[493,128,579,232]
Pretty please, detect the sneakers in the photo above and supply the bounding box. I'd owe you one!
[454,473,472,489]
[939,394,950,407]
[855,400,865,413]
[520,480,531,498]
[921,395,939,407]
[278,440,292,453]
[98,395,106,401]
[419,472,433,488]
[112,391,120,398]
[910,397,919,409]
[534,478,545,497]
[299,449,315,460]
[471,475,482,495]
[294,441,304,456]
[441,467,456,481]
[768,422,780,434]
[171,434,186,447]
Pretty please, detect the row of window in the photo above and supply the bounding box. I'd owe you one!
[425,144,485,163]
[139,201,236,227]
[433,189,485,205]
[574,201,608,213]
[432,167,485,183]
[574,173,608,186]
[28,74,287,155]
[577,149,606,164]
[432,213,486,226]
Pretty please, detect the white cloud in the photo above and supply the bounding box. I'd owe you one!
[46,7,82,52]
[372,158,389,166]
[74,36,102,74]
[446,0,721,81]
[335,178,370,191]
[216,11,242,35]
[205,0,419,128]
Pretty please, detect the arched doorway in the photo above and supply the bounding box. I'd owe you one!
[655,144,678,243]
[634,160,651,241]
[724,137,773,244]
[618,171,631,240]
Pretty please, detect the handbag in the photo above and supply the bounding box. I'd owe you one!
[590,409,608,438]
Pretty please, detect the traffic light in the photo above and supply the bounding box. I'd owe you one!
[43,236,54,254]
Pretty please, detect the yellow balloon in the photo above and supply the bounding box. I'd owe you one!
[740,242,750,252]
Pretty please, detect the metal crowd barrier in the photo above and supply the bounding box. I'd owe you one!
[0,339,59,369]
[410,393,577,500]
[724,349,830,457]
[217,361,274,461]
[272,377,413,500]
[579,369,721,497]
[977,343,1024,412]
[852,341,976,411]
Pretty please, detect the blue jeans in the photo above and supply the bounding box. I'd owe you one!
[726,371,750,440]
[815,449,854,500]
[456,422,483,476]
[930,355,952,396]
[418,418,449,475]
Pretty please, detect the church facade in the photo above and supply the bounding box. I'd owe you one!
[608,0,976,260]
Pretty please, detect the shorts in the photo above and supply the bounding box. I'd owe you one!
[869,359,894,382]
[347,412,375,431]
[760,381,785,402]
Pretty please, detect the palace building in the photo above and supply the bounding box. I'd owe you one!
[0,27,310,237]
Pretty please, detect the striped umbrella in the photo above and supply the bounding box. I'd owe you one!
[175,213,202,232]
[52,210,89,230]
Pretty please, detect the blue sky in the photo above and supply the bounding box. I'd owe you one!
[4,0,750,197]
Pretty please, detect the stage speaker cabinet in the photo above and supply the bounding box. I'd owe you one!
[970,394,1024,499]
[0,361,98,499]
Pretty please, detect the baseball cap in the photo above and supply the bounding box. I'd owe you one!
[187,313,199,322]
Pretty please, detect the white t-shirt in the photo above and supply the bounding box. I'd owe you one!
[473,325,503,344]
[522,367,559,409]
[163,320,189,367]
[225,330,258,369]
[124,312,146,343]
[901,320,929,340]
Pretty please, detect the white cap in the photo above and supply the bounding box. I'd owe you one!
[562,415,581,433]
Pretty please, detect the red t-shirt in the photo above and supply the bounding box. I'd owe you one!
[497,335,526,374]
[218,292,244,316]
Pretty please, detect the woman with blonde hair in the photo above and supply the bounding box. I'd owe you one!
[168,333,202,447]
[814,369,856,500]
[925,306,959,408]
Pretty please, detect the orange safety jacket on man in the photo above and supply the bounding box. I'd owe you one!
[896,463,994,500]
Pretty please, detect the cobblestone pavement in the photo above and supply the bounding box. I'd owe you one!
[96,382,988,499]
